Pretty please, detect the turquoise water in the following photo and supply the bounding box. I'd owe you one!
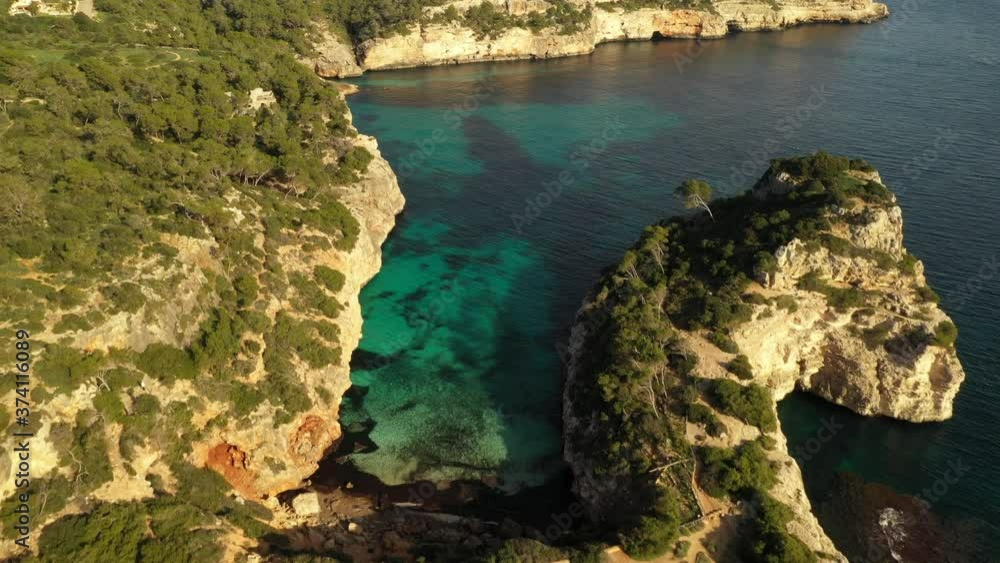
[341,0,1000,551]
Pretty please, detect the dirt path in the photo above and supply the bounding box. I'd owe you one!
[144,50,183,69]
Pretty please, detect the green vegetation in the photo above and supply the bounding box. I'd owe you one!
[136,343,198,382]
[618,488,684,560]
[699,440,776,499]
[933,320,958,347]
[742,494,818,563]
[567,153,887,559]
[0,2,378,556]
[915,284,941,303]
[315,265,346,293]
[708,330,740,353]
[726,354,754,380]
[463,0,593,39]
[28,466,274,563]
[597,0,716,12]
[796,271,869,312]
[674,540,692,558]
[707,379,777,432]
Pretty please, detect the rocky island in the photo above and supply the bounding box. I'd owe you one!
[563,152,965,562]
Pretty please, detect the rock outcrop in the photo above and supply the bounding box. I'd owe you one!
[308,0,888,77]
[563,156,964,561]
[0,90,404,558]
[195,121,405,498]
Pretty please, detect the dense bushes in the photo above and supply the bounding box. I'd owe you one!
[315,265,346,293]
[698,440,776,499]
[707,379,777,432]
[464,0,593,39]
[726,354,754,380]
[136,344,198,382]
[618,488,684,560]
[742,494,818,563]
[32,466,273,563]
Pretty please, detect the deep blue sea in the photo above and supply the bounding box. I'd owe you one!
[339,0,1000,556]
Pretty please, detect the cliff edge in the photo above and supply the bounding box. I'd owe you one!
[308,0,889,77]
[563,153,964,562]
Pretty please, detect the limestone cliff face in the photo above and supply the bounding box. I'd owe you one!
[309,0,888,77]
[562,163,964,561]
[197,126,405,498]
[0,92,403,558]
[737,170,964,422]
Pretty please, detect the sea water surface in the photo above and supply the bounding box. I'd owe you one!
[339,0,1000,554]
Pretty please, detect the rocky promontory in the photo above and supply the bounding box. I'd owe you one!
[309,0,889,77]
[563,153,964,562]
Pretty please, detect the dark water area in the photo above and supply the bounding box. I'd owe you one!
[335,0,1000,556]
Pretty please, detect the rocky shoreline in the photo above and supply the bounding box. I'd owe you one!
[562,159,965,561]
[309,0,889,78]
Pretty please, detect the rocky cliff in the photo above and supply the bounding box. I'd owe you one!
[0,88,404,558]
[562,154,964,562]
[309,0,888,77]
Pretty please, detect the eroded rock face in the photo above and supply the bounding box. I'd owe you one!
[308,26,364,79]
[734,179,964,422]
[0,90,404,560]
[309,0,888,74]
[562,163,964,560]
[192,127,405,498]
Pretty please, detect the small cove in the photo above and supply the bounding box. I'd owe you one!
[332,0,1000,554]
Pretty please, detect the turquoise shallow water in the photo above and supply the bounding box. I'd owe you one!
[340,0,1000,553]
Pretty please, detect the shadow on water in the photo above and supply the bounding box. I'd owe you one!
[308,408,578,531]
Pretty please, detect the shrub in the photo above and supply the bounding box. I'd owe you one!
[674,540,692,558]
[699,441,776,499]
[35,345,104,394]
[687,403,727,438]
[933,321,958,347]
[101,282,146,314]
[315,265,346,293]
[726,354,754,380]
[709,380,777,432]
[478,538,568,563]
[191,309,245,371]
[759,435,777,451]
[862,324,892,349]
[708,331,740,354]
[36,502,147,563]
[233,273,260,307]
[53,313,95,334]
[136,344,198,382]
[773,295,798,313]
[619,488,683,560]
[915,284,940,303]
[743,494,818,563]
[899,253,920,275]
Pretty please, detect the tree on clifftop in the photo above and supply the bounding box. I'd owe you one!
[675,179,715,221]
